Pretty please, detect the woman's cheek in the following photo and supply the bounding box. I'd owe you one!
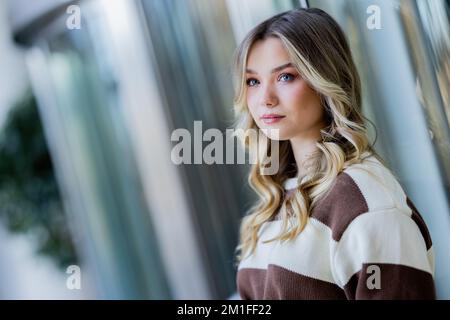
[247,95,259,120]
[279,83,306,105]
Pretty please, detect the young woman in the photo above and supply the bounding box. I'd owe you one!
[232,8,435,299]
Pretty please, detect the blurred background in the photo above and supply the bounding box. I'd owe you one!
[0,0,449,299]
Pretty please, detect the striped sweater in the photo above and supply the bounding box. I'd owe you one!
[237,155,436,299]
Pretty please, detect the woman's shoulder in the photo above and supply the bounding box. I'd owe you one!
[310,154,418,242]
[286,153,408,212]
[340,154,407,212]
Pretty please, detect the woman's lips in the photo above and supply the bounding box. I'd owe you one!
[260,114,286,124]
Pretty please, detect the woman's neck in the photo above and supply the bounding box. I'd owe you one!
[289,131,322,177]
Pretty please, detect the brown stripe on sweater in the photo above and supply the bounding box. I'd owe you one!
[407,197,433,250]
[237,268,266,300]
[282,174,433,252]
[237,265,347,300]
[310,172,368,241]
[343,263,436,299]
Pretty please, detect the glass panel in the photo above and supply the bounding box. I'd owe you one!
[140,0,254,299]
[26,1,171,299]
[400,0,450,199]
[226,0,301,42]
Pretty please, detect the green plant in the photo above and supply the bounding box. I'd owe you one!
[0,90,78,268]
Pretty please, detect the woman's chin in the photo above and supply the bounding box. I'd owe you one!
[259,127,290,141]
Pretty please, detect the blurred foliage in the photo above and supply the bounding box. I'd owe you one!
[0,90,78,268]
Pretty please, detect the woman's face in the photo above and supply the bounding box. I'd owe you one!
[245,36,326,141]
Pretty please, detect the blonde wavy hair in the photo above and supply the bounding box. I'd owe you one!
[233,8,388,262]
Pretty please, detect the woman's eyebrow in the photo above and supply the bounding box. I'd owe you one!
[246,62,293,74]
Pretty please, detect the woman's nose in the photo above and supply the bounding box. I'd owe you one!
[259,85,278,107]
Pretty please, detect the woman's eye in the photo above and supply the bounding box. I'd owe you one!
[246,78,259,87]
[278,73,296,82]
